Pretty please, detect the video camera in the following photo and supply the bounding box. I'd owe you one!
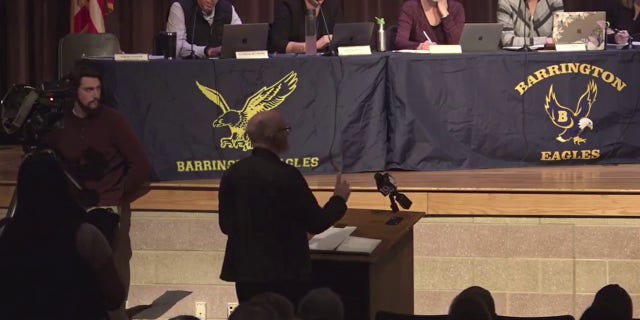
[374,172,412,213]
[1,78,73,152]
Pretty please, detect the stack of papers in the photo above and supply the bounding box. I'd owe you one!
[336,236,381,254]
[309,226,380,254]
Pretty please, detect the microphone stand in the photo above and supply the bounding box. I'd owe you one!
[317,1,335,56]
[517,0,534,52]
[190,7,198,59]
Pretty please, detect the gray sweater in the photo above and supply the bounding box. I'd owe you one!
[497,0,564,47]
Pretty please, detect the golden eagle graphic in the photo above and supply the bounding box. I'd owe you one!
[195,71,298,151]
[544,80,597,145]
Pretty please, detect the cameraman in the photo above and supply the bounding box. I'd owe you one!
[46,61,152,320]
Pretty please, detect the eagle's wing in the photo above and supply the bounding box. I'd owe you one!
[240,71,298,118]
[574,80,597,118]
[545,84,575,129]
[196,81,231,113]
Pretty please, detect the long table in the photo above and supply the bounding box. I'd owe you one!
[95,50,640,180]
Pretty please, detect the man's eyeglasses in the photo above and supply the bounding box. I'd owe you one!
[277,126,292,134]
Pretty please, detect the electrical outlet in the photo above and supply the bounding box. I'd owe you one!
[227,302,239,317]
[195,301,206,320]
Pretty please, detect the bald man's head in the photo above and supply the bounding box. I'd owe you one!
[247,110,290,154]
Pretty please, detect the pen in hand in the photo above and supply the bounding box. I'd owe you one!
[422,30,432,43]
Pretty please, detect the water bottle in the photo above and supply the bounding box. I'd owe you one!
[375,17,386,52]
[305,9,317,55]
[377,24,386,52]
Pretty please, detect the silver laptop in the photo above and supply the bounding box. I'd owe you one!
[329,22,374,53]
[460,23,502,52]
[553,12,607,51]
[220,23,269,59]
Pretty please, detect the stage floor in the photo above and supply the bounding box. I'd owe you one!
[2,145,640,216]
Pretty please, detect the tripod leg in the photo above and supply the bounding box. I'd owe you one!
[5,188,17,219]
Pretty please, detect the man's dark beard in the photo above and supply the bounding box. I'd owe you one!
[77,99,102,118]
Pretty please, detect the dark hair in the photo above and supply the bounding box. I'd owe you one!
[168,316,201,320]
[591,284,633,320]
[14,151,85,228]
[229,301,278,320]
[455,286,496,316]
[250,292,296,320]
[298,287,344,320]
[68,60,102,91]
[448,296,493,320]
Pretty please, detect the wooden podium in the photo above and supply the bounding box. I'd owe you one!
[311,209,424,320]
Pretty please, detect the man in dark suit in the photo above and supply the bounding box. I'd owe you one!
[218,110,351,306]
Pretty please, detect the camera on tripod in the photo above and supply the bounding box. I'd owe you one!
[1,78,73,152]
[374,172,413,213]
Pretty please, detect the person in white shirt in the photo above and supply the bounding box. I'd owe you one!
[167,0,242,58]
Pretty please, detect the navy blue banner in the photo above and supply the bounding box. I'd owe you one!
[387,51,640,170]
[95,51,640,181]
[97,56,387,180]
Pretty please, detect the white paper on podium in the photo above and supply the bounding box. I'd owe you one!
[309,226,356,251]
[336,236,381,254]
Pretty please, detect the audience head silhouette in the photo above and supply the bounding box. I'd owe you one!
[297,287,345,320]
[228,300,279,320]
[250,292,296,320]
[581,284,633,320]
[448,286,494,320]
[457,286,496,317]
[247,110,291,155]
[13,151,85,231]
[168,316,201,320]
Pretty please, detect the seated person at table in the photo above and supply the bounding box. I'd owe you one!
[497,0,564,47]
[604,0,640,44]
[166,0,242,58]
[394,0,465,50]
[268,0,343,54]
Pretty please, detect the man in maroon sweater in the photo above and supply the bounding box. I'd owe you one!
[47,61,152,320]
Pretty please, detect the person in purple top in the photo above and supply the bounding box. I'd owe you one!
[394,0,465,50]
[603,0,640,44]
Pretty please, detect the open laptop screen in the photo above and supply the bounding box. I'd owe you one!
[553,12,607,51]
[329,22,374,53]
[460,23,502,52]
[220,23,269,59]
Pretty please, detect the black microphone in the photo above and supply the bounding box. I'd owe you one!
[374,172,395,196]
[190,7,198,58]
[374,172,412,213]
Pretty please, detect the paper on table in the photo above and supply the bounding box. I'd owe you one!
[336,236,381,254]
[309,226,356,251]
[393,49,430,54]
[501,44,544,51]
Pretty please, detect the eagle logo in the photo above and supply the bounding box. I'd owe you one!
[544,80,597,145]
[196,71,298,151]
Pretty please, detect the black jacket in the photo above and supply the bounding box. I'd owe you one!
[218,147,347,282]
[268,0,344,53]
